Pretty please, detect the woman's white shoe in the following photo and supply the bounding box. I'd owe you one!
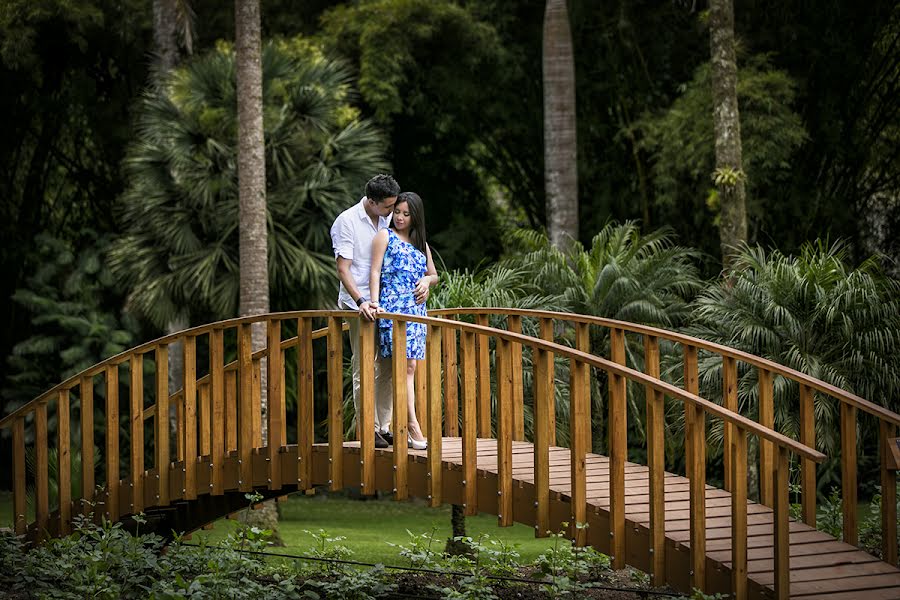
[408,434,427,450]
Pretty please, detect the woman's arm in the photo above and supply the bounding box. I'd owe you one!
[369,229,389,307]
[414,244,439,304]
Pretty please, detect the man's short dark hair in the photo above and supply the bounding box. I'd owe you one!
[365,174,401,203]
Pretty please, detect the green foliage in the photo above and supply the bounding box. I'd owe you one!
[807,483,900,558]
[4,233,138,410]
[634,54,808,256]
[687,243,900,466]
[531,523,611,598]
[319,0,527,267]
[504,224,703,328]
[387,526,443,569]
[110,37,389,328]
[303,565,396,600]
[4,514,165,599]
[300,528,354,575]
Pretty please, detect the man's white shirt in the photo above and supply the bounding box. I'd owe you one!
[330,196,392,308]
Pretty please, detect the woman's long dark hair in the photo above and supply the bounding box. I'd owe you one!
[392,191,427,254]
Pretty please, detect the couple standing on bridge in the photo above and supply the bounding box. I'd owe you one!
[330,174,438,451]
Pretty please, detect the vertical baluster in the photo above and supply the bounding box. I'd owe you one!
[176,391,184,463]
[497,337,513,526]
[80,376,95,515]
[297,318,314,492]
[359,319,376,495]
[327,317,343,491]
[183,337,197,500]
[267,319,284,490]
[225,369,238,453]
[442,318,459,437]
[533,343,551,538]
[13,416,27,535]
[238,323,253,492]
[643,335,665,585]
[105,365,120,519]
[427,324,443,507]
[575,322,591,452]
[252,357,262,447]
[684,344,706,591]
[881,421,898,566]
[391,320,409,500]
[58,389,71,535]
[130,354,144,513]
[758,368,774,507]
[199,383,210,457]
[731,425,748,600]
[460,330,478,515]
[723,356,738,492]
[416,359,427,438]
[210,329,225,495]
[608,328,626,564]
[155,345,170,505]
[841,401,858,546]
[570,355,588,547]
[475,314,491,438]
[773,445,791,600]
[799,384,816,526]
[507,316,525,441]
[35,402,49,539]
[539,318,556,446]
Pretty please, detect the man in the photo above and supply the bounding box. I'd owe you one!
[330,174,401,448]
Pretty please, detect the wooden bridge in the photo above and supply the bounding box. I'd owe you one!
[3,308,900,599]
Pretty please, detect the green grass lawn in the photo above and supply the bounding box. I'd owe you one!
[190,492,558,566]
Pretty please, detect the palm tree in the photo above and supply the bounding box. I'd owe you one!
[687,242,900,492]
[709,0,747,267]
[153,0,195,72]
[504,223,703,451]
[111,42,389,328]
[542,0,579,250]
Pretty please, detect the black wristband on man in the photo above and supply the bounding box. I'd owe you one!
[356,296,369,307]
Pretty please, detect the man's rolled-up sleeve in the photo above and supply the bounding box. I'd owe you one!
[332,218,354,260]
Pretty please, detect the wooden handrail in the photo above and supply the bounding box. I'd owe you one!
[429,307,900,427]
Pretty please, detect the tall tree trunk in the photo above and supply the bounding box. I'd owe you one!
[543,0,579,251]
[235,0,281,544]
[153,0,180,72]
[709,0,747,268]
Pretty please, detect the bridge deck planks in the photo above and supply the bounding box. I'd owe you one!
[393,437,900,600]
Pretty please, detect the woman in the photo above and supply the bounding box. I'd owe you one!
[369,192,438,450]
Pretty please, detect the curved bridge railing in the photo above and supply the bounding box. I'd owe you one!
[2,309,896,599]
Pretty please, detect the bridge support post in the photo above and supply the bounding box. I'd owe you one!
[391,320,409,500]
[327,317,343,491]
[644,335,665,586]
[608,328,626,563]
[774,445,791,600]
[881,421,898,566]
[799,384,817,527]
[426,325,443,507]
[296,318,314,492]
[684,344,706,592]
[498,337,513,526]
[460,330,478,515]
[534,346,552,538]
[731,426,748,600]
[359,319,376,496]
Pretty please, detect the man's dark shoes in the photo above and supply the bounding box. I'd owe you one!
[374,430,389,449]
[381,431,394,446]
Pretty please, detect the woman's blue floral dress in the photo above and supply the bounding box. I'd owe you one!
[378,229,427,359]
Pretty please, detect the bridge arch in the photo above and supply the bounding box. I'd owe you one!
[2,309,899,599]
